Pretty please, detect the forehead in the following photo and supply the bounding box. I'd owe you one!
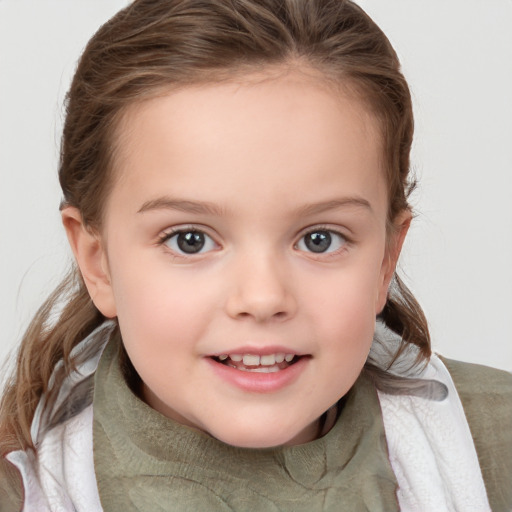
[108,70,387,220]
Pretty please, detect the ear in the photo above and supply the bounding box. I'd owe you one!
[61,207,117,318]
[376,209,412,313]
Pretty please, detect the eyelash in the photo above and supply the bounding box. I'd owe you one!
[157,227,199,245]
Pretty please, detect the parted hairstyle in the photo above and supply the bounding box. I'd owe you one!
[0,0,430,455]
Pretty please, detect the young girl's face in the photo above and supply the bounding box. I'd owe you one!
[69,70,407,448]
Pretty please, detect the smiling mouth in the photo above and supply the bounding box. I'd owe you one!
[211,353,303,373]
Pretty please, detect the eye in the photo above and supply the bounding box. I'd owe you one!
[162,229,217,255]
[296,229,347,254]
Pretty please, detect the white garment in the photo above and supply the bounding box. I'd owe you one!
[8,406,101,512]
[6,322,112,512]
[6,321,491,511]
[372,322,491,512]
[378,355,491,512]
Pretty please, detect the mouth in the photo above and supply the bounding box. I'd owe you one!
[210,353,303,373]
[206,350,310,393]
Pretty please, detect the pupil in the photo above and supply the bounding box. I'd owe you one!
[305,231,331,253]
[177,231,205,253]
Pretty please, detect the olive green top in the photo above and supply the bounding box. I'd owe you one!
[1,344,511,511]
[442,357,512,511]
[93,339,398,511]
[0,456,21,511]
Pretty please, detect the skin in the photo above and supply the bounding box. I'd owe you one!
[63,69,410,448]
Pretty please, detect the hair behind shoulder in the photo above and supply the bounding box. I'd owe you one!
[0,0,429,455]
[0,268,103,454]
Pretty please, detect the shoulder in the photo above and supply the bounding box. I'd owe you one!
[442,356,512,395]
[442,357,512,427]
[442,357,512,510]
[0,455,23,511]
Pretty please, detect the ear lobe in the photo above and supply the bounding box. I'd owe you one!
[376,210,412,313]
[61,207,117,318]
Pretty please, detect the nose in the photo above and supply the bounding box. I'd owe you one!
[225,252,297,322]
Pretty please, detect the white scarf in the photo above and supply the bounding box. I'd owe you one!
[372,322,491,512]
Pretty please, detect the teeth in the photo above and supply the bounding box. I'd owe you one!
[242,354,260,366]
[238,365,281,373]
[275,353,285,363]
[223,353,298,366]
[260,354,276,365]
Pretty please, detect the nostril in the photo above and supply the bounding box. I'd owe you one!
[237,310,289,322]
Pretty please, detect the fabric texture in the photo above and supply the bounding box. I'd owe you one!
[378,355,490,511]
[6,406,100,512]
[93,336,399,512]
[1,322,511,511]
[442,357,512,512]
[0,456,22,511]
[372,323,491,511]
[2,322,113,512]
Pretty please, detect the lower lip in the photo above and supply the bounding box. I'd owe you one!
[205,356,309,393]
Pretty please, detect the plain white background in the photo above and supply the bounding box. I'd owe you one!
[1,0,511,373]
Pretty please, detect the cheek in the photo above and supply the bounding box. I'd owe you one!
[298,254,384,364]
[111,270,206,391]
[302,256,385,322]
[320,290,376,392]
[319,290,376,362]
[107,254,213,353]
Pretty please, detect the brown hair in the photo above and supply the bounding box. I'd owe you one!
[0,0,429,455]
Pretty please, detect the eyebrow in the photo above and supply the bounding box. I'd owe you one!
[137,197,225,216]
[297,198,373,216]
[137,196,372,217]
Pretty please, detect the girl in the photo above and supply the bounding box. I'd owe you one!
[1,0,510,510]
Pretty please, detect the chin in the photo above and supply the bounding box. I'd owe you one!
[219,434,293,449]
[210,421,315,449]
